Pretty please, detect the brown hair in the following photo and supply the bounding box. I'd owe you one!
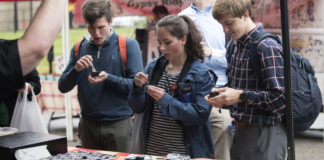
[156,15,204,62]
[212,0,252,21]
[152,5,169,16]
[82,0,113,25]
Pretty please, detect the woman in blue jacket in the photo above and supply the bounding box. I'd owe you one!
[128,15,216,158]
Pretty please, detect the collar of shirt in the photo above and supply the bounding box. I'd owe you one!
[236,23,264,47]
[190,3,212,14]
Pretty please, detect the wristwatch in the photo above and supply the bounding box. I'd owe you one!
[239,91,248,102]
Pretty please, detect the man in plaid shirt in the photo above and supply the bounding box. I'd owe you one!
[206,0,287,159]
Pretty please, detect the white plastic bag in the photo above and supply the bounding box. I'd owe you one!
[10,83,48,134]
[15,145,51,160]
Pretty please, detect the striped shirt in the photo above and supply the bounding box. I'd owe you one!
[227,24,286,126]
[145,69,187,156]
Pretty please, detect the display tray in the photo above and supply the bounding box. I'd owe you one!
[40,150,119,160]
[0,132,67,160]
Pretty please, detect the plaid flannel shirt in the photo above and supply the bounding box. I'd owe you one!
[227,24,286,126]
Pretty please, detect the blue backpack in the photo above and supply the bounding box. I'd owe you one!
[227,31,323,133]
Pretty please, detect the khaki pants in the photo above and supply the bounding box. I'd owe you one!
[209,107,232,160]
[78,116,133,152]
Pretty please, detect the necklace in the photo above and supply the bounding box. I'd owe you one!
[167,62,184,74]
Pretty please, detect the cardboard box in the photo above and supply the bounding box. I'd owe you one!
[0,132,67,160]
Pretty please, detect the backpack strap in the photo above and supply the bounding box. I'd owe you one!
[247,31,282,89]
[174,57,194,98]
[254,31,282,45]
[73,39,84,59]
[176,57,193,85]
[226,40,235,86]
[118,34,127,69]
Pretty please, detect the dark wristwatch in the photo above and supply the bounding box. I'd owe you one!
[239,91,248,102]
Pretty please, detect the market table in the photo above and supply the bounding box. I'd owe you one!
[67,147,217,160]
[68,147,134,160]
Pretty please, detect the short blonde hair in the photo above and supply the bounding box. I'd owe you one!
[212,0,252,21]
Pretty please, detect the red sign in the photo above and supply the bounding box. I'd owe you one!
[0,0,38,1]
[0,0,76,1]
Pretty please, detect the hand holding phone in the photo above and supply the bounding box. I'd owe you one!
[90,62,100,77]
[208,91,222,113]
[90,71,100,77]
[209,91,219,99]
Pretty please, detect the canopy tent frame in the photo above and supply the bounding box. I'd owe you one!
[0,1,296,159]
[280,0,295,159]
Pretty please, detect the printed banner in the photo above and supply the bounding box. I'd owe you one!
[111,0,191,17]
[73,0,192,26]
[252,0,317,28]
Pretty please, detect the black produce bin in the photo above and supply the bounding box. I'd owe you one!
[0,132,67,160]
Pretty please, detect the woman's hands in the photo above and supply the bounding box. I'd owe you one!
[134,72,148,88]
[134,72,165,101]
[147,85,165,102]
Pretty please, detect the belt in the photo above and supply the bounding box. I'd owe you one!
[233,121,259,128]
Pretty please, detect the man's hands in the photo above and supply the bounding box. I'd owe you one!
[205,87,243,108]
[17,83,32,94]
[88,71,108,84]
[202,44,212,57]
[75,55,108,84]
[75,55,93,72]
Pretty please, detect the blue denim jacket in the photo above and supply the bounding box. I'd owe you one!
[128,57,216,158]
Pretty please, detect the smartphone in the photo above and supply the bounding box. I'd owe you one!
[209,91,219,99]
[90,71,100,77]
[209,91,222,113]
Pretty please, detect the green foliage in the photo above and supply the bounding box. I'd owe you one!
[0,27,136,74]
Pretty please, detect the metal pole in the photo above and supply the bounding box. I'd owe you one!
[47,46,54,74]
[280,0,295,160]
[30,0,33,20]
[14,2,18,32]
[62,0,73,141]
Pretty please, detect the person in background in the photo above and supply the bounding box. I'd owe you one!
[128,15,216,158]
[58,0,143,152]
[147,5,169,30]
[145,5,169,64]
[0,70,41,127]
[207,0,287,159]
[69,0,77,28]
[0,0,65,99]
[179,1,232,159]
